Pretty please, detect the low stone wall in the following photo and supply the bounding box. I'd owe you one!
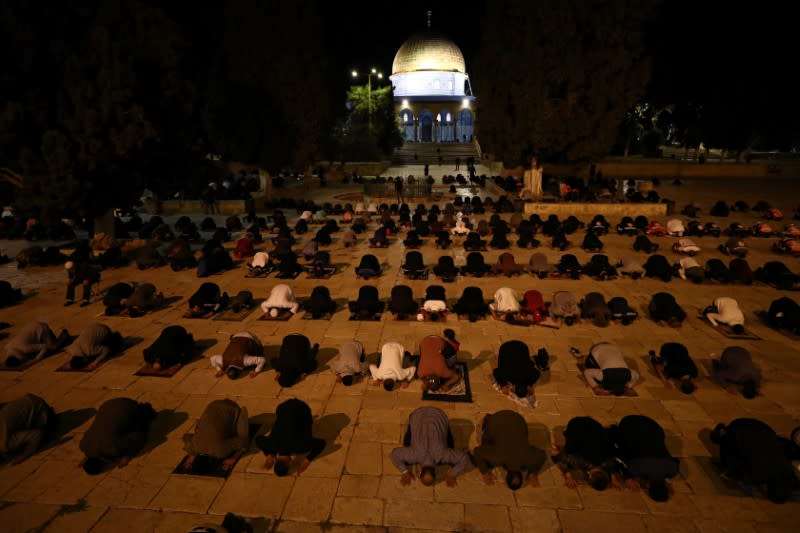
[545,161,800,179]
[159,199,254,216]
[523,201,667,218]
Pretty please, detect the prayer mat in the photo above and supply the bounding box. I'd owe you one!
[305,268,337,280]
[244,268,273,279]
[540,272,580,280]
[275,270,302,280]
[422,362,472,403]
[301,311,333,320]
[172,423,262,479]
[698,316,761,340]
[134,362,187,378]
[56,355,114,373]
[182,310,217,319]
[457,314,488,321]
[536,317,562,329]
[491,380,538,408]
[257,310,295,321]
[55,336,138,372]
[0,357,46,372]
[577,363,640,397]
[394,312,424,322]
[212,299,265,322]
[492,314,533,327]
[348,312,383,321]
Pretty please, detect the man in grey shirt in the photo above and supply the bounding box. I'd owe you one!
[0,394,56,464]
[583,342,639,396]
[330,340,366,386]
[66,323,124,370]
[3,321,70,368]
[712,346,761,399]
[391,407,470,487]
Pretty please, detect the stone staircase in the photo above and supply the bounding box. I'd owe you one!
[391,141,480,166]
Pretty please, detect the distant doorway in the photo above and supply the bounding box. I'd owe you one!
[419,109,434,142]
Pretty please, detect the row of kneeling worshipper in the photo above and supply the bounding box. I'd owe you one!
[2,394,798,503]
[2,290,790,383]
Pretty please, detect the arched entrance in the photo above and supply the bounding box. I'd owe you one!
[437,109,454,142]
[400,110,415,142]
[457,109,474,143]
[419,109,434,142]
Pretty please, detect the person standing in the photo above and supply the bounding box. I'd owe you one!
[395,177,404,204]
[455,157,461,171]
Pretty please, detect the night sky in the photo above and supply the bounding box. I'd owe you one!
[317,0,796,107]
[316,0,486,96]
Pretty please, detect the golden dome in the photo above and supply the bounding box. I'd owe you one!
[392,32,466,75]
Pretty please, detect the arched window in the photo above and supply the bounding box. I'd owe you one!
[446,112,451,122]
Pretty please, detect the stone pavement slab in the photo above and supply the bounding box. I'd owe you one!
[3,176,800,530]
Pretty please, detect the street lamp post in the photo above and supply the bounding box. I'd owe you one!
[352,68,383,132]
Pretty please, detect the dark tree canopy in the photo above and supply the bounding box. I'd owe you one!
[473,0,654,165]
[0,0,334,219]
[203,0,332,172]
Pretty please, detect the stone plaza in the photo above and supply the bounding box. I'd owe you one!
[0,167,799,532]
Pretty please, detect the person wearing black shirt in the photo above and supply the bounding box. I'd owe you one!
[609,415,680,502]
[711,418,794,503]
[271,334,319,388]
[493,340,540,399]
[255,399,325,476]
[650,343,698,394]
[552,416,616,491]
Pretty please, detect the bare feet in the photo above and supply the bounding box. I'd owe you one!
[625,478,641,492]
[482,471,496,486]
[623,387,637,397]
[593,386,611,396]
[222,457,237,471]
[263,455,276,470]
[297,458,310,474]
[445,474,457,487]
[564,472,577,489]
[249,371,257,378]
[215,370,224,378]
[118,456,130,468]
[527,473,539,487]
[152,362,161,371]
[401,471,414,486]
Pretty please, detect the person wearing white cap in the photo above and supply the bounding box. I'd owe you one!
[65,261,100,307]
